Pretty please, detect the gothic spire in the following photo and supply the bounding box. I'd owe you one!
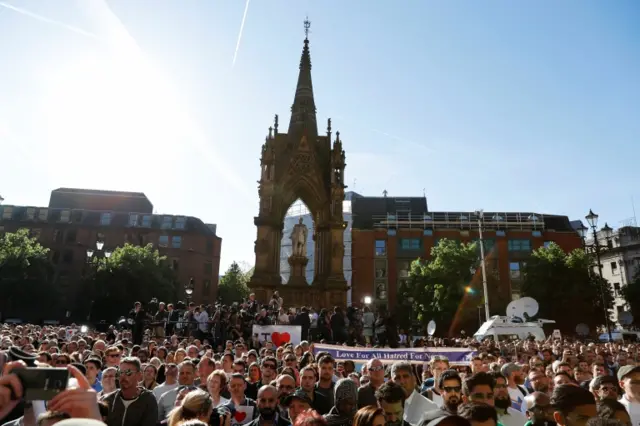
[288,18,318,139]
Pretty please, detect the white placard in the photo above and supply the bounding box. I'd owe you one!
[252,325,302,346]
[231,405,254,426]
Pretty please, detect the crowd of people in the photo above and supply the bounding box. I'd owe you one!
[0,294,639,426]
[130,293,399,349]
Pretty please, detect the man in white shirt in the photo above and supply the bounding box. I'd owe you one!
[153,363,179,400]
[492,371,527,426]
[390,361,437,425]
[501,362,528,412]
[618,365,640,426]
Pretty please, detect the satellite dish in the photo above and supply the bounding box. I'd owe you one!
[576,323,590,336]
[506,300,519,317]
[619,311,634,326]
[427,320,436,336]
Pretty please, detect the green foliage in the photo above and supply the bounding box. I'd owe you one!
[86,244,177,322]
[621,271,640,326]
[403,239,484,335]
[0,229,58,318]
[522,242,614,333]
[217,261,251,305]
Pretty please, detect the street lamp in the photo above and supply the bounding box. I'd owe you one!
[185,277,194,302]
[86,240,112,260]
[581,209,613,341]
[364,296,372,305]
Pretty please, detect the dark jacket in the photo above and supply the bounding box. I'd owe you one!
[323,406,353,426]
[419,407,457,425]
[294,312,311,340]
[309,388,332,415]
[245,414,291,426]
[101,388,158,426]
[357,383,377,408]
[315,382,335,409]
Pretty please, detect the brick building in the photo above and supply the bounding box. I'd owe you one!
[0,188,221,319]
[350,195,583,312]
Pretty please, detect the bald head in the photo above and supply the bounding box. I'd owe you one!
[258,385,278,399]
[525,391,550,411]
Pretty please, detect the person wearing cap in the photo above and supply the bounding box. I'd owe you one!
[501,363,528,413]
[589,375,619,402]
[617,365,640,426]
[283,389,313,424]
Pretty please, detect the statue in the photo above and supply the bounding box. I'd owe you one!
[290,217,308,257]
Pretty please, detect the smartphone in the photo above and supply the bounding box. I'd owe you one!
[13,368,69,401]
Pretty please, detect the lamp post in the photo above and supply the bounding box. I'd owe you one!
[579,209,613,341]
[85,240,111,322]
[184,277,194,303]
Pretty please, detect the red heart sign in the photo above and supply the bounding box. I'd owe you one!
[234,411,247,422]
[271,332,291,347]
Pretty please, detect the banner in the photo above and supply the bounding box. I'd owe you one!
[313,343,476,365]
[252,325,302,347]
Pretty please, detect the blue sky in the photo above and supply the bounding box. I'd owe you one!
[0,0,638,272]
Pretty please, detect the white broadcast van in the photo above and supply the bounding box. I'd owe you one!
[474,315,555,342]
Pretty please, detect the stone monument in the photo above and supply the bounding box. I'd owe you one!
[248,19,348,308]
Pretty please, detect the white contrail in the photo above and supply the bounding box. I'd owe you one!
[0,1,101,40]
[232,0,251,68]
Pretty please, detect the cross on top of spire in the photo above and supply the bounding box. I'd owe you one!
[304,17,311,40]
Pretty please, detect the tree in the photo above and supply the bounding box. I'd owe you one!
[522,242,614,333]
[217,262,251,305]
[0,229,58,319]
[403,239,484,336]
[84,244,177,322]
[621,271,640,326]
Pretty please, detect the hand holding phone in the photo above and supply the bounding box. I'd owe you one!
[13,367,69,401]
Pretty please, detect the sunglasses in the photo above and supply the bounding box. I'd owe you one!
[119,369,137,377]
[263,364,276,370]
[443,386,462,393]
[369,366,384,372]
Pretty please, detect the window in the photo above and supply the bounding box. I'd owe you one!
[100,213,112,226]
[532,230,542,237]
[51,251,60,264]
[128,214,139,227]
[206,240,214,255]
[53,229,62,244]
[611,262,618,275]
[59,210,70,222]
[423,229,433,236]
[508,239,531,252]
[400,238,421,250]
[62,250,74,263]
[543,241,553,249]
[375,259,387,278]
[398,260,410,278]
[175,217,186,230]
[387,229,397,236]
[204,261,213,276]
[38,209,48,221]
[613,283,621,296]
[158,235,169,247]
[375,240,386,256]
[171,258,180,271]
[65,229,77,244]
[0,226,4,235]
[25,208,36,220]
[2,206,13,219]
[473,238,495,254]
[204,279,211,290]
[31,229,41,240]
[141,215,152,227]
[171,236,182,249]
[161,216,173,229]
[375,281,387,300]
[509,262,522,280]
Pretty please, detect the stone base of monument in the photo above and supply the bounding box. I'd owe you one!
[287,255,309,286]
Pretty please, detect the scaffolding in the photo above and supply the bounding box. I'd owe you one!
[371,211,547,231]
